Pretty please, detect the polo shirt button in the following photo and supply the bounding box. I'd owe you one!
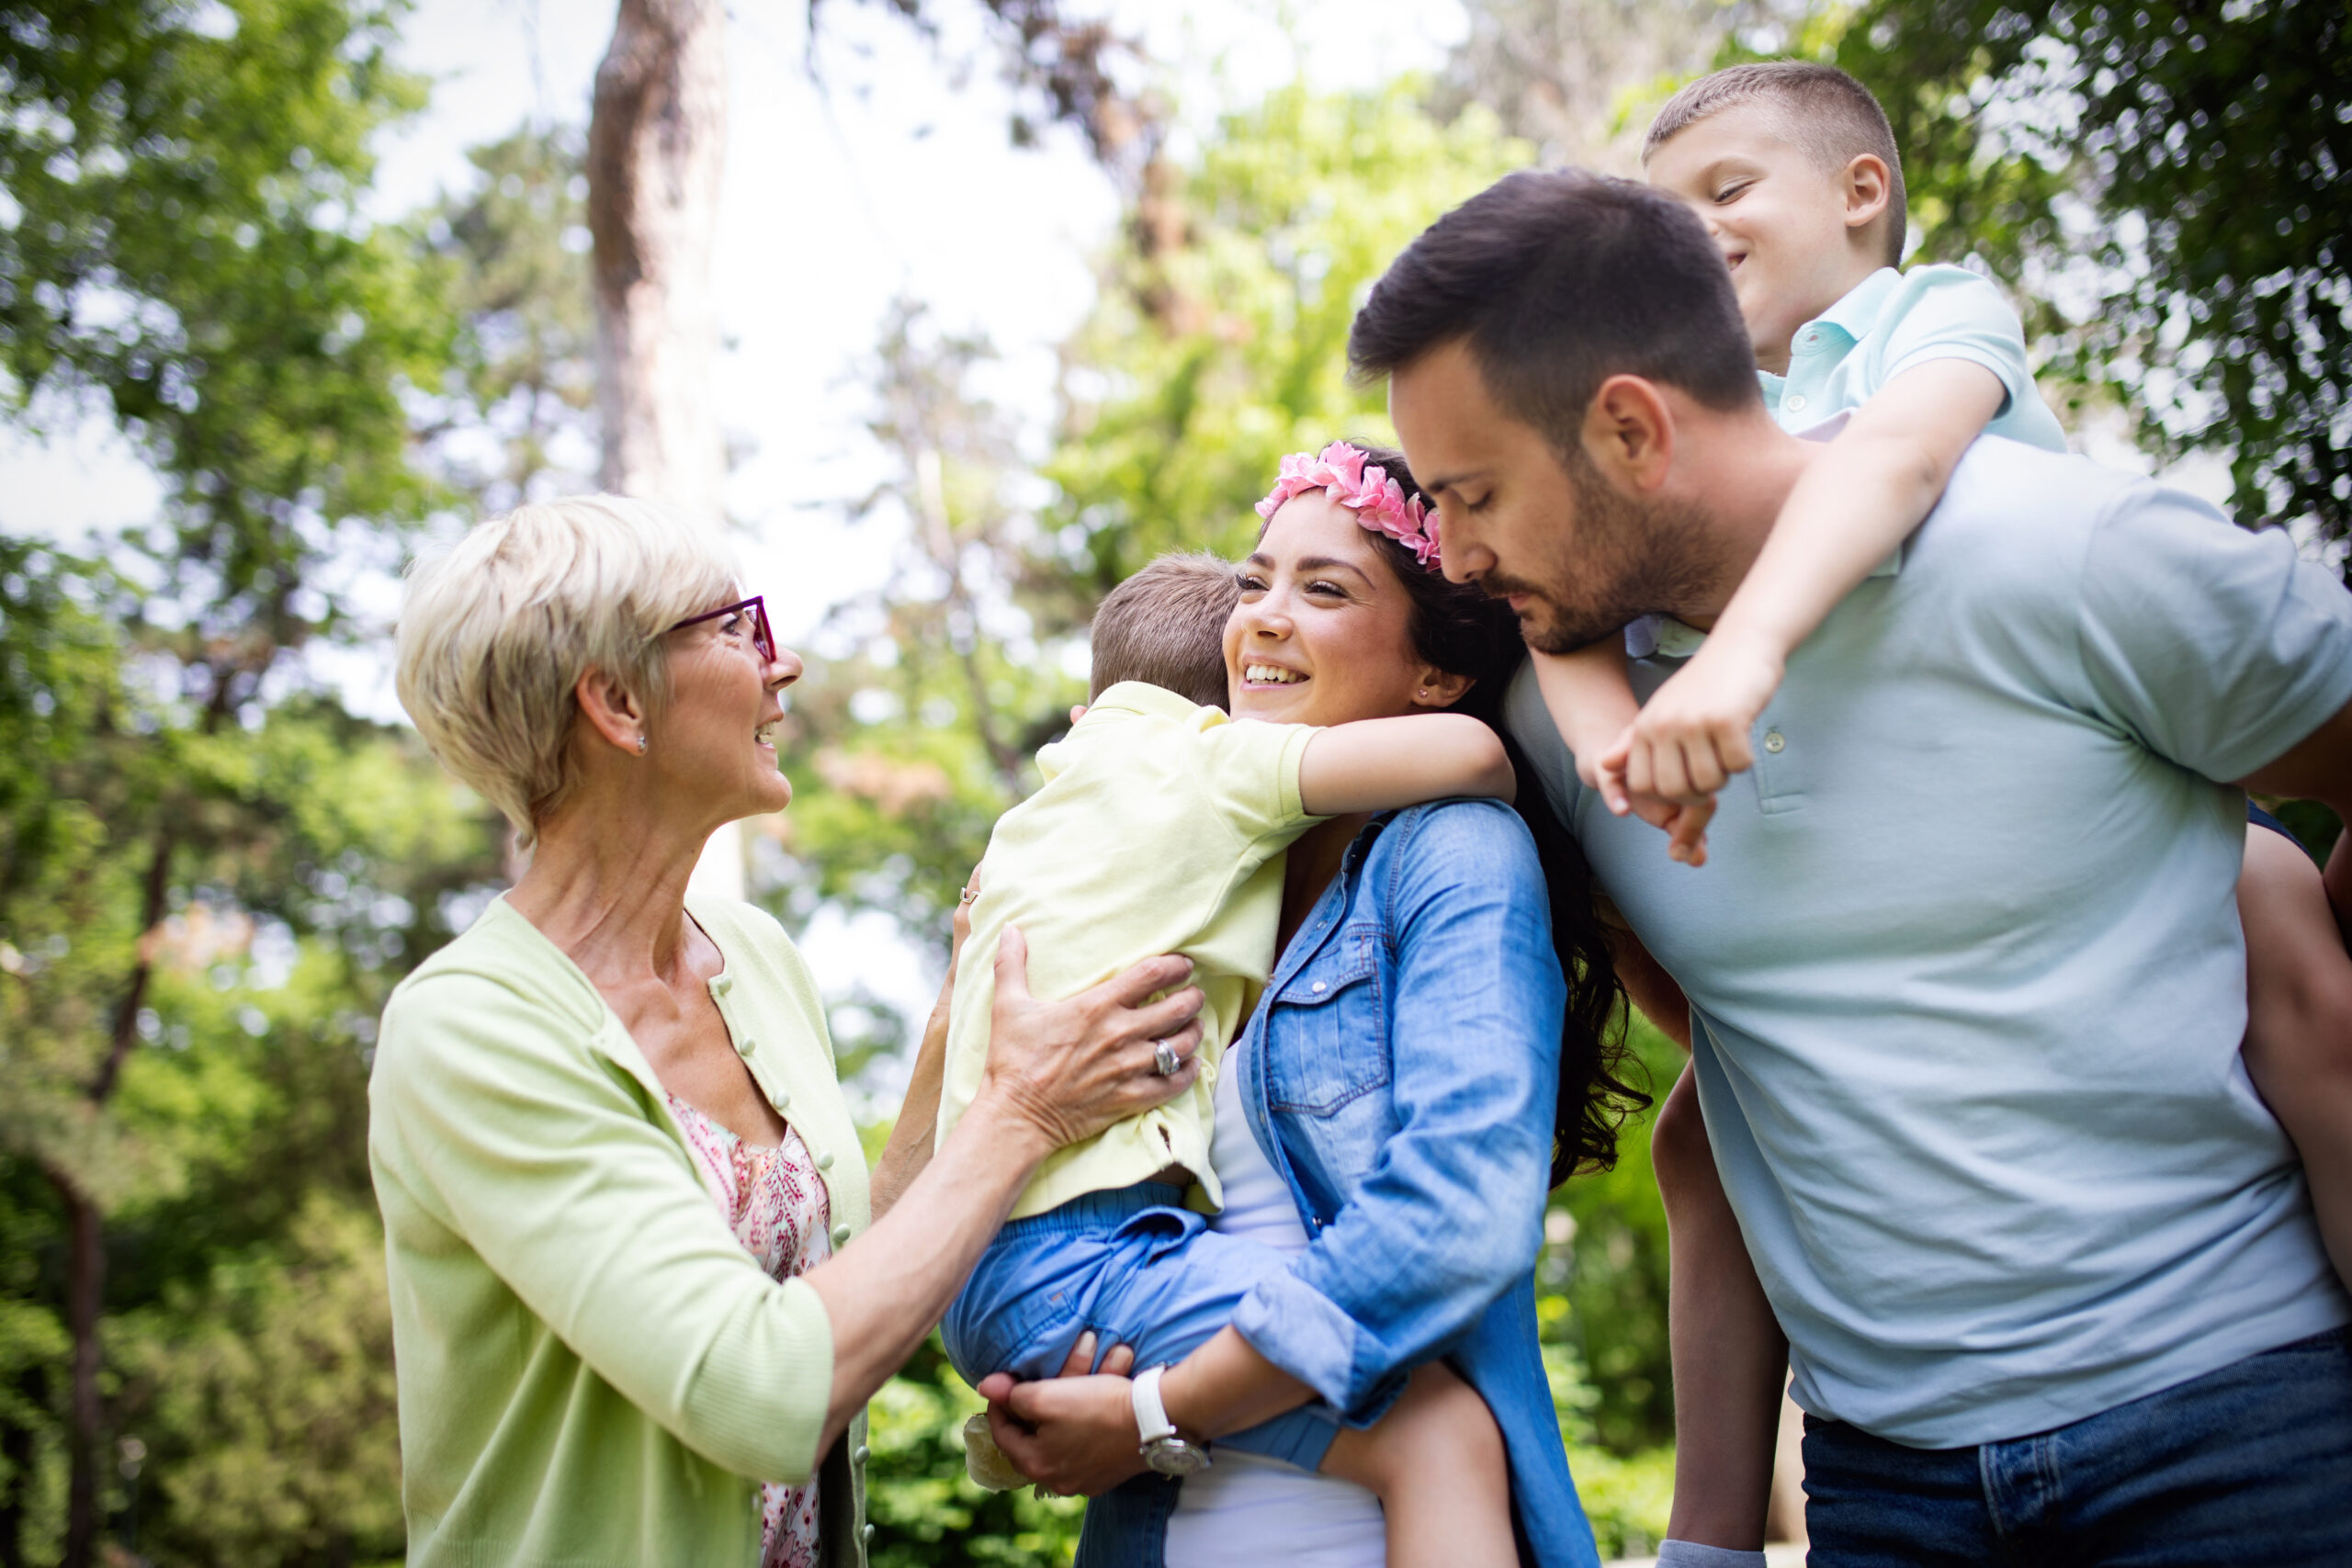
[1763,730,1786,753]
[816,1150,834,1171]
[854,1443,870,1465]
[832,1223,853,1247]
[1784,393,1808,412]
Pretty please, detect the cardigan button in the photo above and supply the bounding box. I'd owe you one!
[832,1224,853,1247]
[816,1150,834,1171]
[854,1443,870,1465]
[735,1035,754,1056]
[774,1088,791,1110]
[863,1524,876,1544]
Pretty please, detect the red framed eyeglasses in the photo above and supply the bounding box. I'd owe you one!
[665,595,775,663]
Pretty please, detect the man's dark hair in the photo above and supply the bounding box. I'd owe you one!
[1645,62,1908,269]
[1348,171,1758,452]
[1089,551,1239,710]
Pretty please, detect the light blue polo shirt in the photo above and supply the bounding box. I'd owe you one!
[1766,264,2065,449]
[1510,434,2352,1447]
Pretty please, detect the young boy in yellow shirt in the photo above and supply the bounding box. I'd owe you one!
[1520,62,2352,1567]
[938,543,1524,1568]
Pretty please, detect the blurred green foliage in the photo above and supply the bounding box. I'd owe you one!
[1788,0,2352,573]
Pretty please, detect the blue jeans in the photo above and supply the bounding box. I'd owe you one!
[1802,1325,2352,1566]
[942,1181,1340,1472]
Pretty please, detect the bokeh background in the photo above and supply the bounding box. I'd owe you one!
[0,0,2344,1563]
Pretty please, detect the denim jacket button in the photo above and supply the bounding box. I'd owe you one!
[1310,981,1326,993]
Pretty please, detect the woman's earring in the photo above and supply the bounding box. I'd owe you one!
[636,735,649,754]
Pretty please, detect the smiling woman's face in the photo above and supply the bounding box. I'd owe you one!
[1224,491,1442,728]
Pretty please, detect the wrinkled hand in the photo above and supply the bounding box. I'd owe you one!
[981,928,1204,1153]
[977,1333,1148,1497]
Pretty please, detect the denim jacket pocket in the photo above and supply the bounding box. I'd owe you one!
[1262,931,1388,1114]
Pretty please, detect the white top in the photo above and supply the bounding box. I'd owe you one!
[1163,1033,1385,1567]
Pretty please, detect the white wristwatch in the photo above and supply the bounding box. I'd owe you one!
[1131,1365,1211,1477]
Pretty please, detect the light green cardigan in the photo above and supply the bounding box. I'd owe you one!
[369,894,872,1568]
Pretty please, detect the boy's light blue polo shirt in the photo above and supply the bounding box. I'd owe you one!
[1510,433,2352,1447]
[1765,264,2066,450]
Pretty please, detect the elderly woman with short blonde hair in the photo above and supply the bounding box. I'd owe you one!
[373,494,1204,1568]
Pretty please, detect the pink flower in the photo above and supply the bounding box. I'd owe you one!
[1254,441,1442,570]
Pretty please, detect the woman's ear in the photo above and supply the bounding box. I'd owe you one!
[573,667,649,754]
[1413,667,1475,710]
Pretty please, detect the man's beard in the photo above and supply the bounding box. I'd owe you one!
[1490,457,1719,655]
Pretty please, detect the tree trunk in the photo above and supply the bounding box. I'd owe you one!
[587,0,743,897]
[51,1172,102,1568]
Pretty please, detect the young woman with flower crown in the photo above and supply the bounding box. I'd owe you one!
[890,442,1638,1568]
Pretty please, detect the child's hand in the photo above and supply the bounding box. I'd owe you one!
[1591,750,1717,866]
[1619,639,1786,805]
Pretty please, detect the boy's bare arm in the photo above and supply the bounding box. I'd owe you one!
[1611,358,2008,807]
[1540,647,1716,866]
[1532,642,1643,784]
[2238,825,2352,1290]
[1297,712,1515,815]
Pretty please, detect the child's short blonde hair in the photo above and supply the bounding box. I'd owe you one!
[1089,552,1241,711]
[396,494,738,844]
[1645,61,1908,268]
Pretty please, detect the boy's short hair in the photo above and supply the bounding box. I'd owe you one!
[1645,62,1908,268]
[1089,552,1240,710]
[1350,171,1759,457]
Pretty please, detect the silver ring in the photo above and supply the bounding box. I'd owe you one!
[1152,1040,1181,1077]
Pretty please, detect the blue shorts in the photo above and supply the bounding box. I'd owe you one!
[943,1181,1340,1472]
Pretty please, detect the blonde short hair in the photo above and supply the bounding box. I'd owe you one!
[396,494,739,844]
[1644,62,1908,268]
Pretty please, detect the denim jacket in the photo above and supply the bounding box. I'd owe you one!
[1077,799,1600,1568]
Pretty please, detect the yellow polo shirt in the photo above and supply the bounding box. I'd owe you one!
[936,681,1321,1218]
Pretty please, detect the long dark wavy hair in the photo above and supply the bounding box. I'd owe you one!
[1263,442,1650,1183]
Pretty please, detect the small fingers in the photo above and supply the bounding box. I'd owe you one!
[976,1371,1017,1404]
[1684,740,1731,798]
[1098,1342,1136,1376]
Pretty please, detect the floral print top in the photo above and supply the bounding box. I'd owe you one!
[668,1091,834,1568]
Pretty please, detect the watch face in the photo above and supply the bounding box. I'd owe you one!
[1145,1438,1211,1477]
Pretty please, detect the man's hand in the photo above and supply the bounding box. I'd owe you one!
[975,1333,1148,1497]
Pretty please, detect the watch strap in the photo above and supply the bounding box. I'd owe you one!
[1131,1364,1179,1447]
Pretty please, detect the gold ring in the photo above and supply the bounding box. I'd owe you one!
[959,885,980,904]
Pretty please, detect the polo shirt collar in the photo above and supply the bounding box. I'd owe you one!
[1087,679,1208,721]
[1811,265,1903,347]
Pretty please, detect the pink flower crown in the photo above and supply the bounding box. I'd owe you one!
[1254,441,1442,570]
